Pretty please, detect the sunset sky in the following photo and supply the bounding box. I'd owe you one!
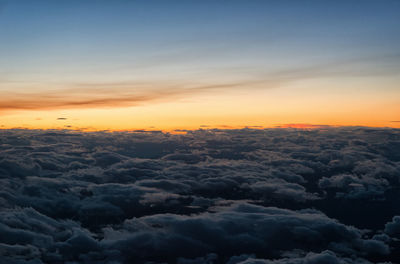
[0,0,399,131]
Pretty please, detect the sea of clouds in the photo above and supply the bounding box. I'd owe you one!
[0,127,400,263]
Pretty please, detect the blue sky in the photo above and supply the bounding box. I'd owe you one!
[2,0,399,81]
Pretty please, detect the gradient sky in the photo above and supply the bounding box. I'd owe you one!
[0,0,399,131]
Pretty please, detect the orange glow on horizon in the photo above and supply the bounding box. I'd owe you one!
[1,78,399,131]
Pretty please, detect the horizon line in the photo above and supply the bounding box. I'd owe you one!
[1,124,399,134]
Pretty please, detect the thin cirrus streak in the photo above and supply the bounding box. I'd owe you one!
[1,54,399,113]
[0,82,253,112]
[275,124,333,129]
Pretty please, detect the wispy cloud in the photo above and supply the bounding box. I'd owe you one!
[275,123,332,129]
[0,82,251,112]
[1,53,398,113]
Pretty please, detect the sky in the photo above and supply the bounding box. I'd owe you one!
[0,0,399,131]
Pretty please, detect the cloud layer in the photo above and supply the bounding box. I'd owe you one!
[1,127,400,263]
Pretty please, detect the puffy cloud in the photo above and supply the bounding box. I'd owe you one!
[99,203,388,262]
[385,216,400,238]
[318,173,389,199]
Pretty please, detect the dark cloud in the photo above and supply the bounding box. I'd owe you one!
[226,250,374,264]
[0,127,400,263]
[385,216,400,238]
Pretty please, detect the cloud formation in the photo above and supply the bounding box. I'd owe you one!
[1,53,399,113]
[0,127,400,263]
[0,81,254,112]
